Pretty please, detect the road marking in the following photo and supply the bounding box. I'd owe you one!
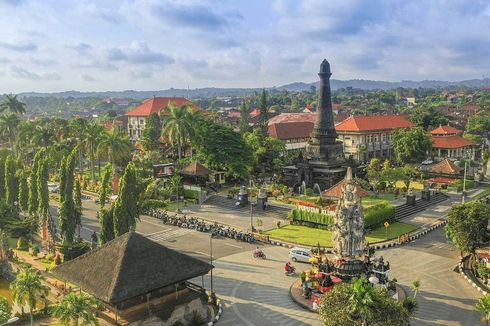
[145,228,193,242]
[224,243,242,249]
[146,228,172,237]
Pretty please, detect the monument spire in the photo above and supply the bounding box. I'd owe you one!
[306,59,343,161]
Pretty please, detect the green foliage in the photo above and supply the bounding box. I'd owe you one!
[476,264,490,280]
[4,155,18,206]
[18,170,28,212]
[99,163,113,209]
[476,293,490,325]
[445,202,490,253]
[99,207,114,245]
[140,199,167,212]
[290,208,333,227]
[73,179,82,239]
[28,150,43,217]
[0,296,11,325]
[319,277,411,326]
[182,188,199,200]
[0,157,5,200]
[239,101,249,134]
[244,127,286,176]
[10,268,49,325]
[451,179,474,192]
[392,127,432,164]
[97,128,132,168]
[192,116,254,179]
[53,292,101,326]
[37,158,50,227]
[59,241,90,261]
[141,112,162,151]
[467,111,490,138]
[162,104,194,160]
[259,89,269,136]
[30,244,40,256]
[410,106,448,130]
[17,237,28,250]
[113,162,140,236]
[364,203,396,229]
[59,148,78,244]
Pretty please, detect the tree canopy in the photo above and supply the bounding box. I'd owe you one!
[392,127,432,165]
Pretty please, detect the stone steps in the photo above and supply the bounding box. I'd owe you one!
[394,193,449,221]
[203,195,289,220]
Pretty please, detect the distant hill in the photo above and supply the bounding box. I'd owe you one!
[16,78,490,99]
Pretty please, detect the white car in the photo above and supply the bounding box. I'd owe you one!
[289,247,311,263]
[421,159,434,165]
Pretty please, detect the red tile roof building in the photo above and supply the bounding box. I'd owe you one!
[429,125,474,159]
[335,115,414,163]
[267,114,413,162]
[323,179,369,199]
[430,159,463,175]
[124,97,195,141]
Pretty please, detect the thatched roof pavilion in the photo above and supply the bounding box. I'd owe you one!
[181,161,213,177]
[53,232,213,323]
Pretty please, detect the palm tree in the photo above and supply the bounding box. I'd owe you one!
[349,277,380,324]
[411,279,421,298]
[0,112,20,156]
[53,292,101,326]
[0,94,26,115]
[10,268,49,326]
[97,128,132,169]
[84,121,104,181]
[476,294,490,326]
[162,103,194,160]
[32,124,55,150]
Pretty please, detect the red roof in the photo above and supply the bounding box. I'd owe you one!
[430,125,461,135]
[250,108,261,118]
[431,135,474,149]
[335,115,414,132]
[430,159,463,174]
[323,179,369,199]
[125,97,193,117]
[460,103,480,112]
[430,177,456,185]
[267,113,316,140]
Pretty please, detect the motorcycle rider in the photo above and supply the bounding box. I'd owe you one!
[254,247,263,257]
[285,261,295,274]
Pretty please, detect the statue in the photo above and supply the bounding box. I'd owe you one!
[332,167,367,260]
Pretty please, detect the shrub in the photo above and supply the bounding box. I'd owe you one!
[16,237,28,251]
[182,189,199,200]
[290,208,334,226]
[140,199,167,213]
[45,253,54,261]
[60,241,91,261]
[364,203,395,228]
[31,244,40,256]
[54,254,62,265]
[48,261,57,271]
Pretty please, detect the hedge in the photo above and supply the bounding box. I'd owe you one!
[140,199,167,213]
[289,202,395,230]
[182,189,199,200]
[290,208,334,227]
[364,203,395,229]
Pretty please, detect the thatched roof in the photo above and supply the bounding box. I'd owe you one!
[181,161,213,176]
[323,179,369,199]
[53,232,213,304]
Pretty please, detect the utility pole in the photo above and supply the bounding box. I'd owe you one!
[250,202,254,232]
[462,160,467,204]
[210,235,213,293]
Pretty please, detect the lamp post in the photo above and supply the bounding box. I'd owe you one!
[250,202,256,232]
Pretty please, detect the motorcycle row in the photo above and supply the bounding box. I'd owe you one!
[146,209,255,243]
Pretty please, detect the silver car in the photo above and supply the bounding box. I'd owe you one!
[289,247,311,263]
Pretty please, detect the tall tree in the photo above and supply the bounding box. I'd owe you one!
[99,206,114,245]
[392,127,432,165]
[59,149,77,244]
[259,89,269,137]
[84,120,103,182]
[52,293,100,326]
[410,106,448,130]
[141,112,162,152]
[37,158,54,250]
[27,150,42,217]
[445,202,490,255]
[97,128,132,169]
[98,163,112,209]
[239,101,249,134]
[73,179,82,240]
[0,94,26,115]
[113,162,139,236]
[4,155,17,206]
[162,104,193,160]
[10,268,49,326]
[0,113,20,156]
[18,170,28,212]
[0,157,5,200]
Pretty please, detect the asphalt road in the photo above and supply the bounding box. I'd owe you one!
[49,198,257,260]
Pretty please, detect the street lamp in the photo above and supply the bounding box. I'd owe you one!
[250,202,257,232]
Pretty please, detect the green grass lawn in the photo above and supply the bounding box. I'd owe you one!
[362,195,391,208]
[471,186,490,202]
[264,222,417,247]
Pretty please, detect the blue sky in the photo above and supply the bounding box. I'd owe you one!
[0,0,489,92]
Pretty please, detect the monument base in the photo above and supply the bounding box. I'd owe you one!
[333,259,368,280]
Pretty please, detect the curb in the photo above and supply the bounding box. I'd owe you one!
[289,280,316,312]
[458,258,489,296]
[207,298,223,326]
[266,219,448,251]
